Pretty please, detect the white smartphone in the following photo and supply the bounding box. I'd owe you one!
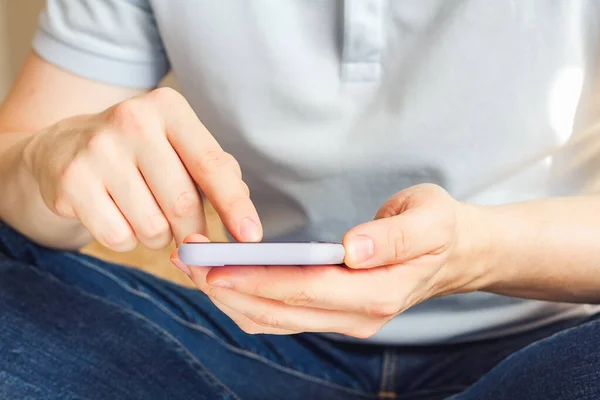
[178,242,346,266]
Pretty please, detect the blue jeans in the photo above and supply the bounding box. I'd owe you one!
[1,223,599,400]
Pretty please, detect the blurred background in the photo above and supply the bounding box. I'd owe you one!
[0,0,225,286]
[0,0,42,99]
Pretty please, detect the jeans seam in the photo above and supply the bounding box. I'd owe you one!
[62,252,379,399]
[378,349,394,397]
[6,261,240,400]
[389,350,397,394]
[379,349,389,393]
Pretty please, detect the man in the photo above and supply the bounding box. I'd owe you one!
[1,1,600,398]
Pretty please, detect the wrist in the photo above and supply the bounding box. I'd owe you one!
[0,132,36,217]
[453,201,495,293]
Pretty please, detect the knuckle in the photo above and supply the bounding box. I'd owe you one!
[377,205,397,219]
[108,99,157,139]
[282,288,317,307]
[173,191,202,218]
[86,130,121,156]
[220,194,250,217]
[401,290,424,311]
[139,215,172,249]
[419,183,445,195]
[364,301,400,318]
[108,99,143,130]
[144,214,171,238]
[388,227,409,261]
[147,87,182,104]
[195,150,240,176]
[58,157,86,187]
[102,229,137,251]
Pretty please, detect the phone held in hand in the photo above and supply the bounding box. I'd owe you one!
[178,242,345,266]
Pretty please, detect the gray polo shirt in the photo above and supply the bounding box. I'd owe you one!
[33,0,600,344]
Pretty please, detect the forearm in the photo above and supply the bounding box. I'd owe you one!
[0,131,92,249]
[477,196,600,303]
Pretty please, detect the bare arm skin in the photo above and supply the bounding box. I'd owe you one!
[0,53,262,250]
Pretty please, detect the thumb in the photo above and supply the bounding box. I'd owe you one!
[343,204,446,269]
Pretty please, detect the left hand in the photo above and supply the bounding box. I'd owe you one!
[173,184,488,338]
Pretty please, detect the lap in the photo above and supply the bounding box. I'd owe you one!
[2,222,600,400]
[0,224,381,400]
[377,311,597,399]
[454,313,600,400]
[0,259,234,400]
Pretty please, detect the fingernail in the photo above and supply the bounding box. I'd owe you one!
[348,235,374,263]
[240,217,261,242]
[170,258,192,277]
[210,279,233,289]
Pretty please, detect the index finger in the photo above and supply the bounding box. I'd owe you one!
[205,264,401,315]
[150,88,262,242]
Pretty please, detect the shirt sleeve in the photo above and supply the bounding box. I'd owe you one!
[32,0,170,88]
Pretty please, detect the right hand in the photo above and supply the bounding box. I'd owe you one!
[23,87,262,251]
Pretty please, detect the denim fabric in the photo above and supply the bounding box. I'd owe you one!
[1,222,599,400]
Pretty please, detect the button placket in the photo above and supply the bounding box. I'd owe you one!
[341,0,385,82]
